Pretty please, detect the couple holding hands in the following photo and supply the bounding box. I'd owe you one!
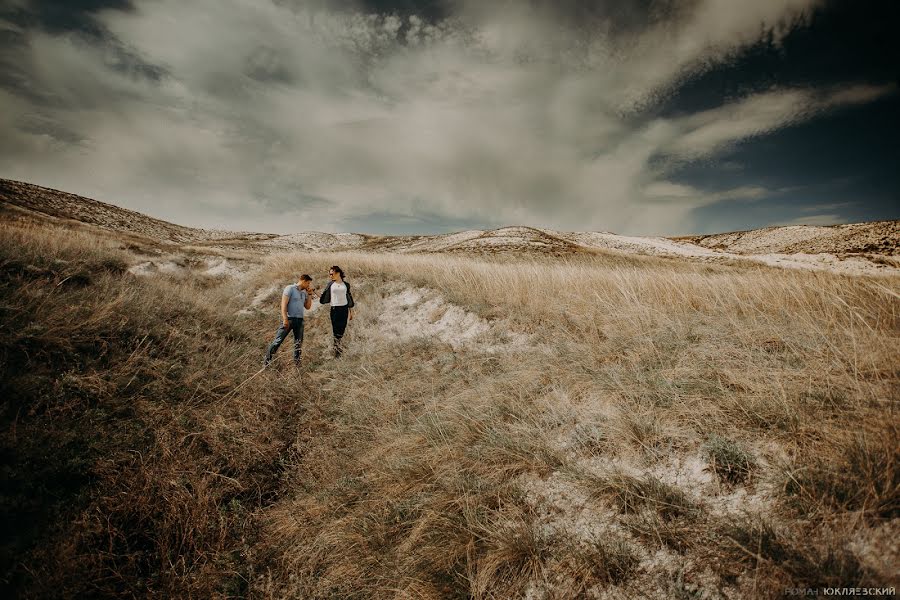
[263,265,355,367]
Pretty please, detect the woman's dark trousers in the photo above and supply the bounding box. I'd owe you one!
[330,306,349,357]
[265,317,305,366]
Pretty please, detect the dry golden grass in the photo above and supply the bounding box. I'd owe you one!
[1,219,897,599]
[251,250,898,598]
[0,220,304,597]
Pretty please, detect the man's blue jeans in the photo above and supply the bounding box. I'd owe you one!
[265,317,304,366]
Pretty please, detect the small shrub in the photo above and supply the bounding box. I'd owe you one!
[620,411,667,455]
[704,434,756,484]
[570,422,608,455]
[471,510,550,598]
[574,536,639,585]
[579,470,697,521]
[623,509,699,552]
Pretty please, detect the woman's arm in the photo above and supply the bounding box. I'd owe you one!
[319,282,331,304]
[347,283,354,319]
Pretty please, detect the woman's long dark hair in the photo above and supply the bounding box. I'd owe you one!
[331,265,345,280]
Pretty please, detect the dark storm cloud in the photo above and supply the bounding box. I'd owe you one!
[0,0,164,105]
[0,0,896,234]
[2,0,134,34]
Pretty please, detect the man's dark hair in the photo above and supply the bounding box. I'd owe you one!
[300,274,312,281]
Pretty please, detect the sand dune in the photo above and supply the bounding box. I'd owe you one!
[2,178,897,275]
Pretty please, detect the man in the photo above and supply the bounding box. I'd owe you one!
[264,274,315,367]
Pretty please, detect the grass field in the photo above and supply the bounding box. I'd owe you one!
[1,215,897,599]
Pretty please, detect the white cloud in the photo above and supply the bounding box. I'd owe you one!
[664,84,894,160]
[779,214,848,226]
[0,0,889,234]
[643,182,769,203]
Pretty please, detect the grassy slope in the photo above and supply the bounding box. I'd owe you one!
[1,216,898,599]
[253,251,899,598]
[0,218,312,597]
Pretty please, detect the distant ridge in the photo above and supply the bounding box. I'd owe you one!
[678,221,899,256]
[0,178,261,244]
[1,178,898,272]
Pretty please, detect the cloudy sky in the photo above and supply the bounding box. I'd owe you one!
[0,0,897,235]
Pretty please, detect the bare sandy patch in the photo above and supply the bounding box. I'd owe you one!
[127,259,184,276]
[554,230,722,259]
[128,255,253,279]
[127,261,156,276]
[373,286,530,352]
[744,252,899,275]
[257,232,366,251]
[237,284,281,315]
[203,257,245,278]
[849,520,900,583]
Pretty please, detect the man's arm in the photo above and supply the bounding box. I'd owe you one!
[281,294,290,326]
[304,291,312,310]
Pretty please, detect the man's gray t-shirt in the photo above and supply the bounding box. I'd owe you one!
[283,285,308,318]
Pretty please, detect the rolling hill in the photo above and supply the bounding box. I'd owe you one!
[2,178,897,275]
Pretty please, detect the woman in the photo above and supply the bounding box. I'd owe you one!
[318,265,354,357]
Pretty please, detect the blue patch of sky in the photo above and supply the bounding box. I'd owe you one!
[643,0,900,232]
[669,93,900,233]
